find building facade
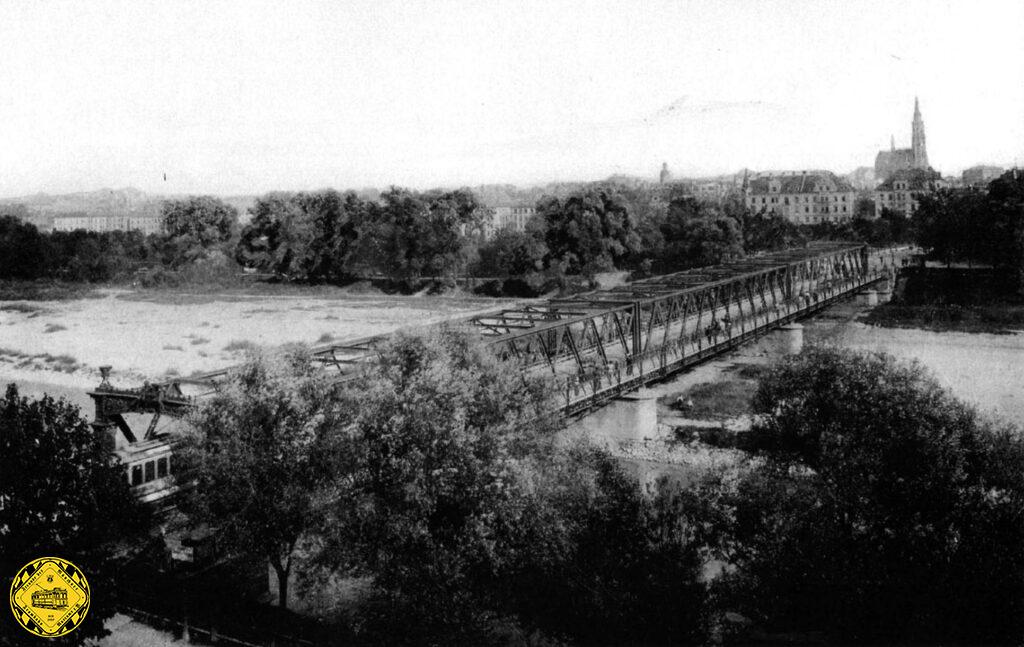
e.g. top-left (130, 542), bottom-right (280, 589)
top-left (52, 214), bottom-right (163, 235)
top-left (874, 168), bottom-right (947, 218)
top-left (961, 165), bottom-right (1004, 188)
top-left (874, 98), bottom-right (930, 180)
top-left (744, 170), bottom-right (857, 224)
top-left (474, 203), bottom-right (536, 238)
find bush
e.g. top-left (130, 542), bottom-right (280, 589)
top-left (719, 347), bottom-right (1024, 644)
top-left (317, 331), bottom-right (710, 645)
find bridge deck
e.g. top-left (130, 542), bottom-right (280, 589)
top-left (89, 244), bottom-right (912, 422)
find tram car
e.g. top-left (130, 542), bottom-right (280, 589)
top-left (31, 587), bottom-right (68, 610)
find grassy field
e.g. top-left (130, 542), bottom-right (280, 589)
top-left (0, 280), bottom-right (98, 301)
top-left (661, 363), bottom-right (765, 420)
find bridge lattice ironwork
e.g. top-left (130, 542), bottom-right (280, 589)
top-left (89, 243), bottom-right (913, 426)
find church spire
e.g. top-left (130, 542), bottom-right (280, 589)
top-left (911, 97), bottom-right (928, 169)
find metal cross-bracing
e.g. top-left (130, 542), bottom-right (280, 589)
top-left (468, 243), bottom-right (913, 415)
top-left (89, 244), bottom-right (914, 428)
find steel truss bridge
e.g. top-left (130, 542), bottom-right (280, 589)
top-left (90, 244), bottom-right (913, 429)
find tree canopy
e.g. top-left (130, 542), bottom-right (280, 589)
top-left (158, 196), bottom-right (238, 267)
top-left (535, 188), bottom-right (642, 276)
top-left (474, 227), bottom-right (548, 278)
top-left (177, 346), bottom-right (337, 609)
top-left (0, 385), bottom-right (148, 646)
top-left (912, 172), bottom-right (1024, 280)
top-left (721, 347), bottom-right (1024, 643)
top-left (0, 215), bottom-right (49, 280)
top-left (235, 190), bottom-right (363, 282)
top-left (316, 331), bottom-right (709, 645)
top-left (658, 197), bottom-right (744, 272)
top-left (354, 188), bottom-right (484, 282)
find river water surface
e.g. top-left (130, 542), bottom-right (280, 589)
top-left (810, 318), bottom-right (1024, 427)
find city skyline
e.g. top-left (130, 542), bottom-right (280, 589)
top-left (0, 0), bottom-right (1022, 197)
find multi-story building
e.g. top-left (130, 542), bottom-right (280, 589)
top-left (961, 165), bottom-right (1004, 188)
top-left (52, 214), bottom-right (163, 235)
top-left (475, 203), bottom-right (536, 238)
top-left (874, 168), bottom-right (947, 218)
top-left (744, 170), bottom-right (857, 224)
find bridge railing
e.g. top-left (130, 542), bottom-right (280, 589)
top-left (90, 245), bottom-right (912, 426)
top-left (556, 246), bottom-right (909, 414)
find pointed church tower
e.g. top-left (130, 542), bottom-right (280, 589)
top-left (911, 97), bottom-right (929, 169)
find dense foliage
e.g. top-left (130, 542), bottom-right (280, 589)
top-left (235, 188), bottom-right (485, 285)
top-left (0, 215), bottom-right (50, 280)
top-left (236, 190), bottom-right (361, 282)
top-left (0, 196), bottom-right (239, 284)
top-left (0, 385), bottom-right (148, 646)
top-left (719, 347), bottom-right (1024, 643)
top-left (658, 197), bottom-right (744, 272)
top-left (2, 179), bottom-right (941, 293)
top-left (177, 347), bottom-right (337, 609)
top-left (302, 331), bottom-right (709, 645)
top-left (354, 188), bottom-right (485, 282)
top-left (534, 189), bottom-right (642, 276)
top-left (157, 196), bottom-right (239, 268)
top-left (912, 171), bottom-right (1024, 286)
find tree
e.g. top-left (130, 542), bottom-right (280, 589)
top-left (318, 331), bottom-right (710, 645)
top-left (355, 188), bottom-right (484, 282)
top-left (318, 330), bottom-right (563, 642)
top-left (722, 347), bottom-right (1024, 643)
top-left (474, 228), bottom-right (547, 278)
top-left (0, 385), bottom-right (148, 646)
top-left (536, 188), bottom-right (642, 276)
top-left (235, 190), bottom-right (363, 282)
top-left (740, 210), bottom-right (805, 254)
top-left (158, 196), bottom-right (238, 267)
top-left (177, 346), bottom-right (337, 609)
top-left (46, 229), bottom-right (150, 282)
top-left (854, 195), bottom-right (875, 219)
top-left (911, 189), bottom-right (990, 266)
top-left (659, 197), bottom-right (744, 271)
top-left (985, 170), bottom-right (1024, 291)
top-left (0, 216), bottom-right (49, 280)
top-left (342, 188), bottom-right (483, 283)
top-left (615, 185), bottom-right (669, 270)
top-left (513, 448), bottom-right (710, 646)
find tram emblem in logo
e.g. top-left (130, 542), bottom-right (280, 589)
top-left (9, 557), bottom-right (90, 638)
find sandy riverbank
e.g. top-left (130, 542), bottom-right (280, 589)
top-left (1, 288), bottom-right (516, 412)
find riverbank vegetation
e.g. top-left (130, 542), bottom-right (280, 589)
top-left (166, 337), bottom-right (1024, 645)
top-left (8, 335), bottom-right (1024, 644)
top-left (2, 179), bottom-right (921, 301)
top-left (912, 170), bottom-right (1024, 284)
top-left (864, 267), bottom-right (1024, 333)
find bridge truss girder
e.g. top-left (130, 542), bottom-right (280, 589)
top-left (89, 244), bottom-right (914, 423)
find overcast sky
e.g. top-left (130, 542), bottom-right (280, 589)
top-left (0, 0), bottom-right (1022, 196)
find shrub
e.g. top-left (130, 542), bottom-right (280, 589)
top-left (720, 346), bottom-right (1024, 644)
